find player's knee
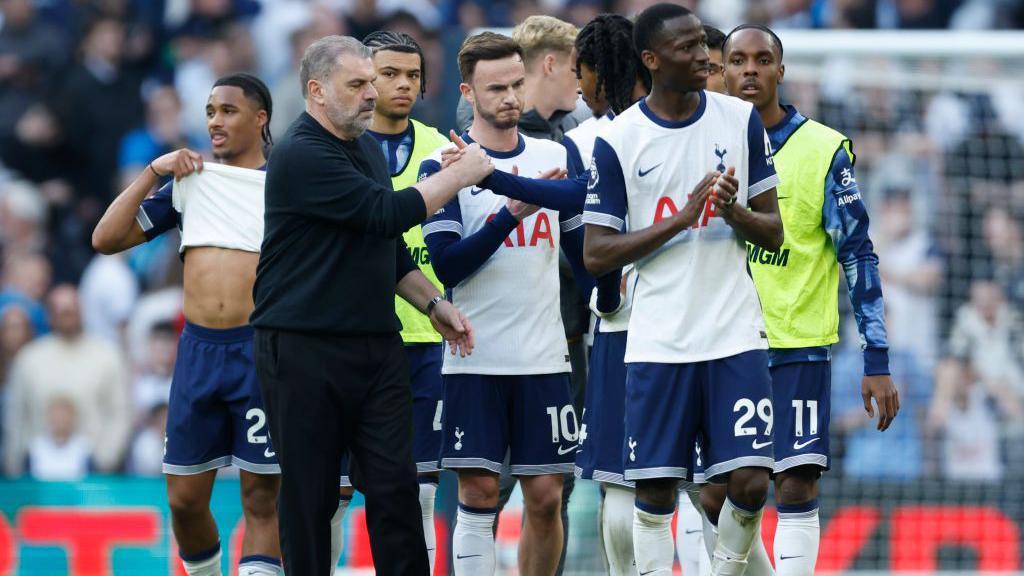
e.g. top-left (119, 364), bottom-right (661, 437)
top-left (774, 467), bottom-right (819, 506)
top-left (700, 484), bottom-right (727, 525)
top-left (167, 487), bottom-right (211, 520)
top-left (458, 471), bottom-right (500, 508)
top-left (241, 479), bottom-right (279, 521)
top-left (522, 477), bottom-right (563, 523)
top-left (636, 478), bottom-right (679, 509)
top-left (727, 467), bottom-right (770, 509)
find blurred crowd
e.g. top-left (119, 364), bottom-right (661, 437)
top-left (0, 0), bottom-right (1022, 483)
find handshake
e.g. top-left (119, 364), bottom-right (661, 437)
top-left (440, 131), bottom-right (494, 189)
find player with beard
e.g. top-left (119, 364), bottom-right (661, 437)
top-left (419, 32), bottom-right (593, 576)
top-left (582, 5), bottom-right (784, 575)
top-left (251, 35), bottom-right (487, 574)
top-left (93, 74), bottom-right (282, 576)
top-left (328, 30), bottom-right (450, 574)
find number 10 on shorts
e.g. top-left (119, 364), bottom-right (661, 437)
top-left (546, 405), bottom-right (578, 443)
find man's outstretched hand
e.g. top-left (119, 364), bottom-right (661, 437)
top-left (430, 300), bottom-right (474, 357)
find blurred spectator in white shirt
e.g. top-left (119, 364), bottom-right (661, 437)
top-left (26, 395), bottom-right (92, 481)
top-left (132, 320), bottom-right (177, 420)
top-left (125, 287), bottom-right (182, 369)
top-left (945, 279), bottom-right (1024, 396)
top-left (3, 285), bottom-right (129, 475)
top-left (940, 373), bottom-right (1003, 482)
top-left (79, 253), bottom-right (139, 346)
top-left (929, 278), bottom-right (1024, 479)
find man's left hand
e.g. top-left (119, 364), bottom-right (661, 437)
top-left (430, 300), bottom-right (475, 357)
top-left (862, 374), bottom-right (900, 431)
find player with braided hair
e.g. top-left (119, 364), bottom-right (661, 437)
top-left (328, 30), bottom-right (452, 575)
top-left (575, 13), bottom-right (651, 119)
top-left (363, 30), bottom-right (428, 95)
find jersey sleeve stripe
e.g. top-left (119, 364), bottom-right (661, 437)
top-left (422, 220), bottom-right (464, 237)
top-left (560, 213), bottom-right (583, 232)
top-left (136, 206), bottom-right (154, 232)
top-left (582, 211), bottom-right (624, 231)
top-left (748, 173), bottom-right (781, 199)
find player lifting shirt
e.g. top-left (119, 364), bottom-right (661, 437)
top-left (92, 74), bottom-right (281, 576)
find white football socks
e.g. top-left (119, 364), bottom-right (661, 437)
top-left (701, 506), bottom-right (718, 560)
top-left (711, 498), bottom-right (763, 576)
top-left (633, 502), bottom-right (676, 576)
top-left (602, 484), bottom-right (636, 576)
top-left (677, 490), bottom-right (705, 576)
top-left (774, 500), bottom-right (820, 576)
top-left (453, 504), bottom-right (497, 575)
top-left (745, 519), bottom-right (774, 576)
top-left (419, 481), bottom-right (438, 574)
top-left (238, 555), bottom-right (282, 575)
top-left (181, 544), bottom-right (222, 576)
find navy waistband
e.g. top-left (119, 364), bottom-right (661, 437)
top-left (768, 346), bottom-right (831, 367)
top-left (183, 321), bottom-right (254, 344)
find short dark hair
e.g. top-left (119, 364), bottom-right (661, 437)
top-left (363, 30), bottom-right (428, 94)
top-left (724, 24), bottom-right (784, 61)
top-left (212, 73), bottom-right (274, 147)
top-left (458, 32), bottom-right (524, 83)
top-left (633, 3), bottom-right (693, 54)
top-left (576, 14), bottom-right (650, 115)
top-left (704, 24), bottom-right (726, 51)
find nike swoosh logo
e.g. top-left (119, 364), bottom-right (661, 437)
top-left (780, 555), bottom-right (804, 560)
top-left (469, 187), bottom-right (486, 195)
top-left (751, 440), bottom-right (773, 449)
top-left (639, 571), bottom-right (658, 576)
top-left (793, 437), bottom-right (820, 450)
top-left (638, 163), bottom-right (662, 177)
top-left (684, 529), bottom-right (701, 534)
top-left (456, 554), bottom-right (482, 559)
top-left (557, 445), bottom-right (578, 455)
top-left (264, 447), bottom-right (276, 458)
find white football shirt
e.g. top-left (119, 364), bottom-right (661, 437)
top-left (420, 133), bottom-right (575, 375)
top-left (583, 91), bottom-right (779, 363)
top-left (565, 113), bottom-right (635, 335)
top-left (564, 112), bottom-right (612, 179)
top-left (172, 163), bottom-right (266, 253)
